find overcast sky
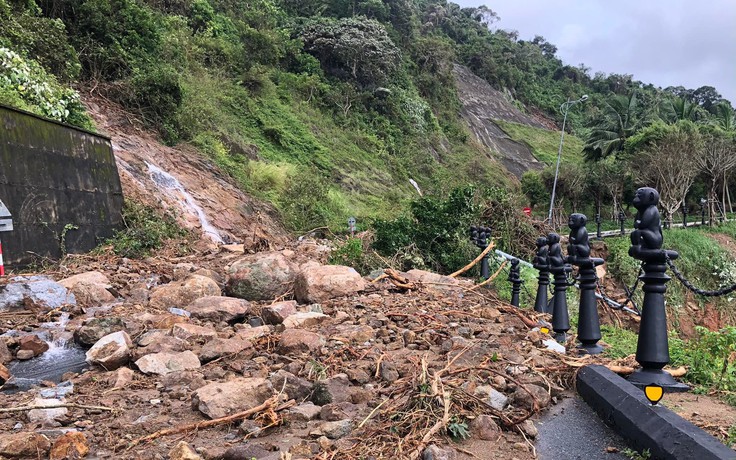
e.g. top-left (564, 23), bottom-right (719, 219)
top-left (454, 0), bottom-right (736, 104)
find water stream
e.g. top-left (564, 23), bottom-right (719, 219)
top-left (146, 162), bottom-right (224, 244)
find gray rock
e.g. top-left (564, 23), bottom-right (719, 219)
top-left (16, 349), bottom-right (34, 360)
top-left (0, 276), bottom-right (75, 312)
top-left (85, 331), bottom-right (132, 370)
top-left (320, 419), bottom-right (353, 439)
top-left (226, 252), bottom-right (297, 301)
top-left (512, 383), bottom-right (551, 410)
top-left (198, 337), bottom-right (251, 362)
top-left (422, 444), bottom-right (456, 460)
top-left (192, 378), bottom-right (273, 419)
top-left (470, 414), bottom-right (500, 440)
top-left (268, 370), bottom-right (313, 402)
top-left (282, 312), bottom-right (329, 329)
top-left (74, 317), bottom-right (126, 347)
top-left (135, 351), bottom-right (201, 375)
top-left (289, 402), bottom-right (321, 421)
top-left (474, 385), bottom-right (509, 411)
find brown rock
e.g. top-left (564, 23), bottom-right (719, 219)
top-left (16, 349), bottom-right (34, 360)
top-left (198, 337), bottom-right (251, 362)
top-left (172, 323), bottom-right (218, 342)
top-left (261, 300), bottom-right (298, 325)
top-left (512, 384), bottom-right (551, 410)
top-left (169, 441), bottom-right (203, 460)
top-left (269, 370), bottom-right (313, 401)
top-left (74, 317), bottom-right (126, 347)
top-left (112, 367), bottom-right (135, 389)
top-left (234, 325), bottom-right (270, 342)
top-left (135, 351), bottom-right (201, 375)
top-left (405, 270), bottom-right (463, 296)
top-left (49, 431), bottom-right (89, 460)
top-left (294, 265), bottom-right (366, 303)
top-left (192, 378), bottom-right (273, 418)
top-left (226, 252), bottom-right (297, 301)
top-left (58, 271), bottom-right (115, 307)
top-left (470, 414), bottom-right (500, 440)
top-left (149, 275), bottom-right (221, 310)
top-left (0, 338), bottom-right (13, 364)
top-left (85, 331), bottom-right (132, 370)
top-left (331, 325), bottom-right (376, 344)
top-left (282, 312), bottom-right (329, 329)
top-left (186, 296), bottom-right (249, 323)
top-left (19, 334), bottom-right (49, 357)
top-left (0, 432), bottom-right (51, 457)
top-left (277, 329), bottom-right (324, 355)
top-left (0, 363), bottom-right (9, 385)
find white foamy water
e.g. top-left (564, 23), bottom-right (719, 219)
top-left (146, 162), bottom-right (224, 244)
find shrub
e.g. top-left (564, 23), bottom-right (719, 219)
top-left (106, 200), bottom-right (190, 258)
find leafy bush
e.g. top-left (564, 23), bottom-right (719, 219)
top-left (106, 200), bottom-right (190, 258)
top-left (328, 237), bottom-right (383, 275)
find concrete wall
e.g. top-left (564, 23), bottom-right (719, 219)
top-left (0, 104), bottom-right (123, 265)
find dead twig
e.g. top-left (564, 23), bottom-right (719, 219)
top-left (0, 403), bottom-right (115, 413)
top-left (449, 242), bottom-right (495, 278)
top-left (469, 260), bottom-right (507, 290)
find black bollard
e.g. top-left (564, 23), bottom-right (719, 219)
top-left (618, 211), bottom-right (626, 236)
top-left (700, 198), bottom-right (707, 225)
top-left (682, 204), bottom-right (688, 228)
top-left (532, 237), bottom-right (550, 313)
top-left (547, 232), bottom-right (570, 343)
top-left (595, 213), bottom-right (602, 240)
top-left (508, 258), bottom-right (522, 307)
top-left (627, 187), bottom-right (688, 391)
top-left (567, 213), bottom-right (604, 354)
top-left (470, 225), bottom-right (492, 279)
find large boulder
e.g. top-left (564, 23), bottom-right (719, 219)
top-left (58, 271), bottom-right (116, 307)
top-left (294, 265), bottom-right (366, 303)
top-left (86, 331), bottom-right (132, 370)
top-left (186, 296), bottom-right (249, 323)
top-left (0, 276), bottom-right (75, 312)
top-left (0, 432), bottom-right (51, 457)
top-left (226, 252), bottom-right (297, 301)
top-left (149, 275), bottom-right (221, 310)
top-left (135, 351), bottom-right (201, 375)
top-left (192, 378), bottom-right (273, 418)
top-left (74, 317), bottom-right (127, 347)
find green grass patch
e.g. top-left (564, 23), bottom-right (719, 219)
top-left (495, 119), bottom-right (585, 165)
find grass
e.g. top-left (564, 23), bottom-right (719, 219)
top-left (494, 119), bottom-right (585, 166)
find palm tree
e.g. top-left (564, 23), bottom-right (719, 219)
top-left (713, 103), bottom-right (735, 131)
top-left (583, 92), bottom-right (643, 161)
top-left (660, 97), bottom-right (699, 123)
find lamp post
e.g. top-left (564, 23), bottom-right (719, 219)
top-left (548, 95), bottom-right (589, 224)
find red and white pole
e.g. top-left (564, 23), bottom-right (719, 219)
top-left (0, 236), bottom-right (4, 276)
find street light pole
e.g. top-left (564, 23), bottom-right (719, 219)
top-left (548, 95), bottom-right (588, 224)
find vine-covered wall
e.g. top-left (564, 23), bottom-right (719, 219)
top-left (0, 104), bottom-right (123, 265)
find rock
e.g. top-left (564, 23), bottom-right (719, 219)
top-left (331, 325), bottom-right (375, 344)
top-left (311, 374), bottom-right (351, 405)
top-left (133, 333), bottom-right (188, 361)
top-left (405, 270), bottom-right (463, 296)
top-left (134, 312), bottom-right (186, 329)
top-left (474, 385), bottom-right (508, 411)
top-left (276, 329), bottom-right (324, 355)
top-left (379, 361), bottom-right (399, 383)
top-left (86, 331), bottom-right (132, 370)
top-left (192, 378), bottom-right (273, 419)
top-left (346, 368), bottom-right (370, 384)
top-left (161, 370), bottom-right (207, 391)
top-left (199, 337), bottom-right (251, 362)
top-left (0, 363), bottom-right (9, 385)
top-left (470, 414), bottom-right (500, 440)
top-left (169, 441), bottom-right (203, 460)
top-left (0, 432), bottom-right (51, 457)
top-left (422, 444), bottom-right (456, 460)
top-left (269, 370), bottom-right (313, 402)
top-left (0, 276), bottom-right (75, 312)
top-left (520, 419), bottom-right (538, 438)
top-left (226, 252), bottom-right (297, 301)
top-left (112, 367), bottom-right (135, 389)
top-left (319, 402), bottom-right (360, 422)
top-left (149, 275), bottom-right (221, 310)
top-left (135, 351), bottom-right (201, 375)
top-left (19, 335), bottom-right (49, 357)
top-left (282, 312), bottom-right (329, 329)
top-left (319, 419), bottom-right (353, 439)
top-left (289, 402), bottom-right (321, 421)
top-left (186, 296), bottom-right (249, 323)
top-left (218, 444), bottom-right (279, 460)
top-left (49, 431), bottom-right (89, 460)
top-left (27, 397), bottom-right (68, 425)
top-left (294, 265), bottom-right (366, 303)
top-left (172, 323), bottom-right (218, 342)
top-left (58, 271), bottom-right (115, 307)
top-left (512, 384), bottom-right (551, 410)
top-left (16, 349), bottom-right (34, 360)
top-left (74, 317), bottom-right (126, 347)
top-left (234, 325), bottom-right (270, 342)
top-left (0, 338), bottom-right (13, 364)
top-left (261, 300), bottom-right (297, 325)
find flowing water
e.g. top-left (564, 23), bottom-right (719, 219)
top-left (146, 162), bottom-right (224, 244)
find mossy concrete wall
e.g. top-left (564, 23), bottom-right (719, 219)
top-left (0, 104), bottom-right (123, 265)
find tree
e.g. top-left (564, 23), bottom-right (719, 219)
top-left (660, 97), bottom-right (699, 123)
top-left (583, 92), bottom-right (644, 161)
top-left (520, 171), bottom-right (547, 209)
top-left (299, 16), bottom-right (401, 86)
top-left (713, 103), bottom-right (735, 131)
top-left (626, 121), bottom-right (703, 223)
top-left (695, 126), bottom-right (736, 220)
top-left (692, 85), bottom-right (722, 113)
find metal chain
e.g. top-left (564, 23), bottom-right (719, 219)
top-left (619, 265), bottom-right (643, 313)
top-left (666, 254), bottom-right (736, 297)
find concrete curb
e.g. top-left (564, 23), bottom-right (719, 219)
top-left (577, 365), bottom-right (736, 460)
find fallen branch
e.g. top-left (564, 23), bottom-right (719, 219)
top-left (607, 365), bottom-right (687, 377)
top-left (0, 403), bottom-right (114, 413)
top-left (469, 260), bottom-right (507, 291)
top-left (124, 397), bottom-right (293, 449)
top-left (384, 269), bottom-right (416, 290)
top-left (449, 242), bottom-right (496, 278)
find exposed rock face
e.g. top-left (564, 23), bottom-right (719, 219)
top-left (226, 251), bottom-right (297, 301)
top-left (192, 378), bottom-right (273, 418)
top-left (454, 64), bottom-right (547, 178)
top-left (294, 265), bottom-right (366, 303)
top-left (135, 351), bottom-right (201, 375)
top-left (86, 331), bottom-right (132, 370)
top-left (58, 271), bottom-right (116, 307)
top-left (186, 296), bottom-right (249, 323)
top-left (149, 275), bottom-right (221, 309)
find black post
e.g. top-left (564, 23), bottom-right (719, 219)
top-left (595, 213), bottom-right (602, 240)
top-left (508, 258), bottom-right (522, 307)
top-left (547, 232), bottom-right (570, 343)
top-left (682, 204), bottom-right (688, 228)
top-left (700, 198), bottom-right (707, 226)
top-left (532, 237), bottom-right (550, 313)
top-left (627, 187), bottom-right (688, 391)
top-left (470, 225), bottom-right (492, 279)
top-left (619, 211), bottom-right (626, 236)
top-left (567, 213), bottom-right (603, 354)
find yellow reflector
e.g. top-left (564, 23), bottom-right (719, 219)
top-left (644, 385), bottom-right (664, 405)
top-left (540, 327), bottom-right (550, 334)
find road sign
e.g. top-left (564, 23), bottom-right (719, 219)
top-left (523, 207), bottom-right (532, 216)
top-left (0, 199), bottom-right (12, 232)
top-left (348, 217), bottom-right (356, 235)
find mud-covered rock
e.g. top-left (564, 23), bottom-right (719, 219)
top-left (0, 432), bottom-right (51, 457)
top-left (49, 431), bottom-right (89, 460)
top-left (226, 252), bottom-right (297, 301)
top-left (276, 329), bottom-right (324, 356)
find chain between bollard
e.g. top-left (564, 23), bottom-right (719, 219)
top-left (666, 253), bottom-right (736, 297)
